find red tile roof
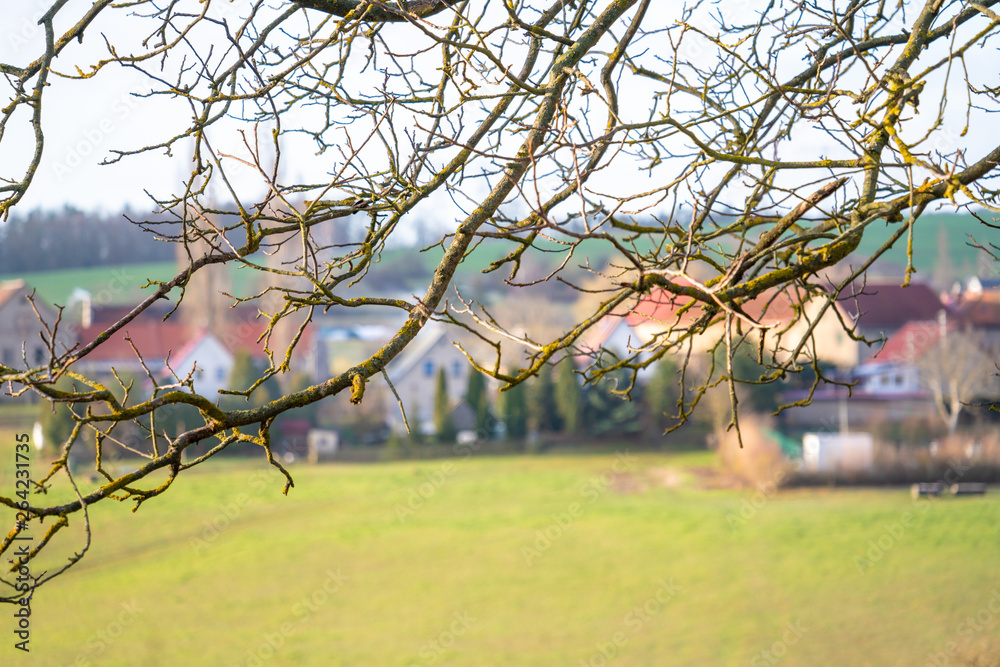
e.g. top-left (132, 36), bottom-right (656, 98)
top-left (956, 291), bottom-right (1000, 328)
top-left (625, 282), bottom-right (802, 331)
top-left (835, 282), bottom-right (943, 329)
top-left (876, 319), bottom-right (953, 363)
top-left (79, 302), bottom-right (301, 362)
top-left (77, 320), bottom-right (191, 363)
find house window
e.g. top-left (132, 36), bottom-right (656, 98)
top-left (423, 361), bottom-right (434, 377)
top-left (452, 360), bottom-right (461, 378)
top-left (217, 367), bottom-right (226, 381)
top-left (34, 348), bottom-right (44, 365)
top-left (2, 348), bottom-right (11, 366)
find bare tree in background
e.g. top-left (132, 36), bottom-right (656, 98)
top-left (917, 328), bottom-right (997, 434)
top-left (2, 0), bottom-right (1000, 599)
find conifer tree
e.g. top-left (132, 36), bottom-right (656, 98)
top-left (527, 364), bottom-right (560, 432)
top-left (645, 358), bottom-right (680, 435)
top-left (554, 360), bottom-right (582, 435)
top-left (465, 369), bottom-right (490, 432)
top-left (434, 367), bottom-right (456, 443)
top-left (497, 377), bottom-right (528, 440)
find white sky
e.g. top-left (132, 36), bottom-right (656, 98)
top-left (1, 2), bottom-right (998, 217)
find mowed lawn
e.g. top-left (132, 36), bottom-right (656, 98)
top-left (10, 451), bottom-right (1000, 666)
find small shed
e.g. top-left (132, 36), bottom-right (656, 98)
top-left (801, 432), bottom-right (874, 473)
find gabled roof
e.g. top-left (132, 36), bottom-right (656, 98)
top-left (577, 312), bottom-right (634, 353)
top-left (169, 329), bottom-right (227, 366)
top-left (835, 282), bottom-right (943, 330)
top-left (83, 302), bottom-right (287, 361)
top-left (956, 290), bottom-right (1000, 328)
top-left (625, 286), bottom-right (702, 328)
top-left (0, 280), bottom-right (27, 311)
top-left (77, 320), bottom-right (190, 363)
top-left (625, 281), bottom-right (802, 331)
top-left (386, 325), bottom-right (453, 381)
top-left (876, 319), bottom-right (953, 363)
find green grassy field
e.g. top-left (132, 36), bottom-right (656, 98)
top-left (0, 262), bottom-right (178, 307)
top-left (6, 451), bottom-right (998, 666)
top-left (0, 261), bottom-right (265, 307)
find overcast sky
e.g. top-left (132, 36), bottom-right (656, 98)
top-left (2, 2), bottom-right (998, 217)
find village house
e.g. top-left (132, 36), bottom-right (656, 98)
top-left (583, 279), bottom-right (946, 372)
top-left (0, 280), bottom-right (76, 381)
top-left (379, 324), bottom-right (479, 435)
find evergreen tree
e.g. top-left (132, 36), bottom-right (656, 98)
top-left (582, 369), bottom-right (642, 436)
top-left (497, 377), bottom-right (528, 440)
top-left (224, 349), bottom-right (282, 410)
top-left (465, 369), bottom-right (490, 432)
top-left (407, 398), bottom-right (423, 446)
top-left (554, 360), bottom-right (582, 435)
top-left (644, 357), bottom-right (680, 434)
top-left (434, 367), bottom-right (456, 443)
top-left (727, 348), bottom-right (781, 414)
top-left (286, 372), bottom-right (318, 424)
top-left (38, 384), bottom-right (76, 453)
top-left (527, 364), bottom-right (560, 432)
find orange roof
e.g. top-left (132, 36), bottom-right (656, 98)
top-left (0, 280), bottom-right (27, 310)
top-left (79, 302), bottom-right (298, 362)
top-left (77, 320), bottom-right (191, 363)
top-left (835, 282), bottom-right (943, 329)
top-left (957, 291), bottom-right (1000, 328)
top-left (876, 320), bottom-right (953, 363)
top-left (625, 282), bottom-right (802, 331)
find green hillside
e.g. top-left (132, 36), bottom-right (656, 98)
top-left (0, 262), bottom-right (177, 307)
top-left (853, 212), bottom-right (996, 280)
top-left (1, 261), bottom-right (264, 307)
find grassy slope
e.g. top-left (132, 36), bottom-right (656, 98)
top-left (0, 261), bottom-right (263, 307)
top-left (14, 452), bottom-right (999, 666)
top-left (0, 262), bottom-right (178, 307)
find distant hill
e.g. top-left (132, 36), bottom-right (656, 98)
top-left (0, 262), bottom-right (178, 307)
top-left (851, 211), bottom-right (996, 285)
top-left (6, 211), bottom-right (992, 309)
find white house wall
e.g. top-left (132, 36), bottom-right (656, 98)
top-left (172, 335), bottom-right (234, 398)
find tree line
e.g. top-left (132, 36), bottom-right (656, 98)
top-left (0, 207), bottom-right (174, 273)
